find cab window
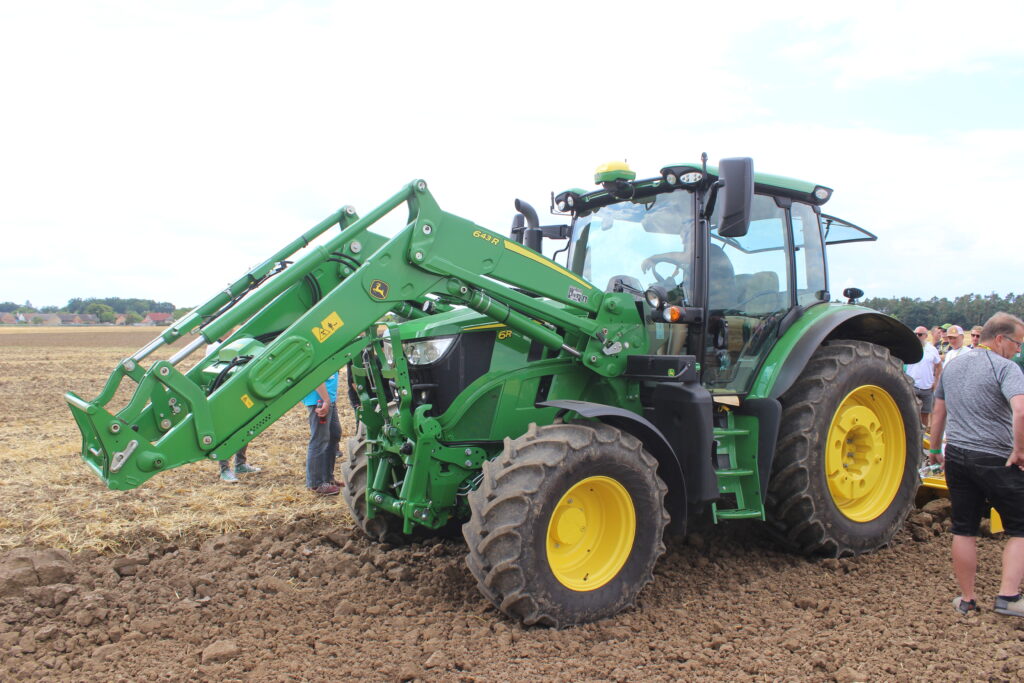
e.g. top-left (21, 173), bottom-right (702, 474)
top-left (791, 202), bottom-right (827, 306)
top-left (703, 194), bottom-right (791, 392)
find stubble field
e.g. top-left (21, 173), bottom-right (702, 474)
top-left (2, 326), bottom-right (1024, 681)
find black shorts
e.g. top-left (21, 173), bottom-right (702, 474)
top-left (945, 444), bottom-right (1024, 538)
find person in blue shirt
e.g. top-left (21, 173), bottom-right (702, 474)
top-left (303, 372), bottom-right (342, 496)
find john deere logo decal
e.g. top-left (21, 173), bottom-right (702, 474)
top-left (370, 280), bottom-right (390, 300)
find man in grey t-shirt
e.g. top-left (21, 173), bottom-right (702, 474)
top-left (931, 312), bottom-right (1024, 616)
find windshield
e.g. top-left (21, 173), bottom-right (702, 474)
top-left (568, 190), bottom-right (696, 303)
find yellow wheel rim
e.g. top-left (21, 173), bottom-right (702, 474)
top-left (825, 385), bottom-right (906, 522)
top-left (546, 476), bottom-right (636, 591)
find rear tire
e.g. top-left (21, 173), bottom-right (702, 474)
top-left (766, 340), bottom-right (920, 556)
top-left (463, 422), bottom-right (669, 627)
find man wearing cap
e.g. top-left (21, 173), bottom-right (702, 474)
top-left (929, 312), bottom-right (1024, 616)
top-left (943, 325), bottom-right (971, 367)
top-left (906, 325), bottom-right (942, 430)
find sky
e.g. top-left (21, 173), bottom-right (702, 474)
top-left (2, 0), bottom-right (1023, 309)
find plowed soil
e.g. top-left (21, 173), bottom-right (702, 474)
top-left (3, 327), bottom-right (1024, 681)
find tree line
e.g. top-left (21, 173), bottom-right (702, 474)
top-left (0, 298), bottom-right (187, 324)
top-left (862, 292), bottom-right (1024, 329)
top-left (4, 292), bottom-right (1022, 330)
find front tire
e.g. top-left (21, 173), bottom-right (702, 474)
top-left (766, 340), bottom-right (920, 556)
top-left (341, 435), bottom-right (403, 542)
top-left (463, 422), bottom-right (669, 627)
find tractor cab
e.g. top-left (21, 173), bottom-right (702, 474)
top-left (562, 160), bottom-right (838, 395)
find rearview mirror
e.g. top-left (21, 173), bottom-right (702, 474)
top-left (717, 157), bottom-right (753, 238)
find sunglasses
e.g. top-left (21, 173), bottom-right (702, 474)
top-left (916, 332), bottom-right (926, 337)
top-left (971, 334), bottom-right (980, 338)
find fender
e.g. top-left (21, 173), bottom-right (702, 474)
top-left (749, 303), bottom-right (922, 401)
top-left (540, 399), bottom-right (688, 535)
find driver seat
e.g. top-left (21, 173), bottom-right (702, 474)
top-left (707, 244), bottom-right (736, 310)
top-left (734, 270), bottom-right (781, 315)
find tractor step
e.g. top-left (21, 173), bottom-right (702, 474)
top-left (713, 508), bottom-right (764, 520)
top-left (711, 413), bottom-right (765, 524)
top-left (714, 468), bottom-right (754, 477)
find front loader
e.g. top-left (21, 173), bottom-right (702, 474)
top-left (67, 156), bottom-right (923, 627)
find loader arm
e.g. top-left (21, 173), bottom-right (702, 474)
top-left (66, 180), bottom-right (642, 490)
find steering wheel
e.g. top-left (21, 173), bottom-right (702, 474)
top-left (644, 256), bottom-right (687, 287)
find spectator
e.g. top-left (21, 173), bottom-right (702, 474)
top-left (929, 312), bottom-right (1024, 616)
top-left (205, 338), bottom-right (260, 483)
top-left (943, 325), bottom-right (971, 367)
top-left (969, 325), bottom-right (984, 349)
top-left (939, 324), bottom-right (954, 355)
top-left (906, 326), bottom-right (942, 430)
top-left (303, 372), bottom-right (342, 496)
top-left (218, 445), bottom-right (261, 483)
top-left (931, 326), bottom-right (949, 357)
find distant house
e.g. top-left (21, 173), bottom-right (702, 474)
top-left (32, 313), bottom-right (62, 325)
top-left (58, 313), bottom-right (82, 325)
top-left (78, 313), bottom-right (99, 324)
top-left (114, 314), bottom-right (127, 325)
top-left (0, 312), bottom-right (16, 324)
top-left (143, 312), bottom-right (173, 326)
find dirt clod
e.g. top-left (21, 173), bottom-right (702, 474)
top-left (0, 549), bottom-right (73, 597)
top-left (794, 596), bottom-right (817, 609)
top-left (424, 650), bottom-right (447, 669)
top-left (922, 497), bottom-right (952, 520)
top-left (834, 665), bottom-right (867, 682)
top-left (201, 639), bottom-right (240, 664)
top-left (256, 576), bottom-right (293, 593)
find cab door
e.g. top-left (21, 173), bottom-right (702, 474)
top-left (702, 194), bottom-right (794, 392)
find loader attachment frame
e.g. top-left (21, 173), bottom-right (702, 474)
top-left (65, 179), bottom-right (642, 506)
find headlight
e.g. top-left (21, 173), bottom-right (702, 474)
top-left (644, 285), bottom-right (667, 310)
top-left (403, 337), bottom-right (455, 365)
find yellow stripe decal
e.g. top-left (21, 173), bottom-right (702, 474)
top-left (502, 240), bottom-right (593, 290)
top-left (463, 323), bottom-right (507, 331)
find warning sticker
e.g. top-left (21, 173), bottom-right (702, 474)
top-left (240, 394), bottom-right (254, 409)
top-left (313, 311), bottom-right (345, 343)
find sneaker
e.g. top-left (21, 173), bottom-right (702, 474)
top-left (235, 463), bottom-right (261, 475)
top-left (220, 469), bottom-right (239, 483)
top-left (994, 595), bottom-right (1024, 617)
top-left (312, 483), bottom-right (340, 496)
top-left (952, 596), bottom-right (979, 614)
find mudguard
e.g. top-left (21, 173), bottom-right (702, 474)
top-left (540, 399), bottom-right (690, 535)
top-left (750, 304), bottom-right (921, 401)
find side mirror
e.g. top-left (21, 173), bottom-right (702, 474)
top-left (842, 287), bottom-right (864, 304)
top-left (716, 157), bottom-right (753, 238)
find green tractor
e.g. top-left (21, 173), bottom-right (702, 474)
top-left (66, 156), bottom-right (922, 627)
